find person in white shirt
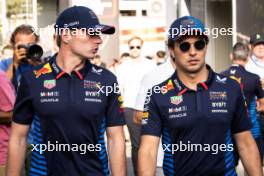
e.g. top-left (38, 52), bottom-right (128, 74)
top-left (134, 58), bottom-right (175, 176)
top-left (246, 33), bottom-right (264, 80)
top-left (116, 36), bottom-right (156, 175)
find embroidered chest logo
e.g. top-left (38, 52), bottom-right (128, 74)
top-left (43, 79), bottom-right (56, 89)
top-left (170, 95), bottom-right (183, 105)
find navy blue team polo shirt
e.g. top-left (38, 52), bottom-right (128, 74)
top-left (141, 65), bottom-right (251, 176)
top-left (13, 55), bottom-right (125, 176)
top-left (222, 64), bottom-right (264, 139)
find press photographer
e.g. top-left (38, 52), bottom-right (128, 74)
top-left (0, 24), bottom-right (42, 91)
top-left (0, 24), bottom-right (44, 175)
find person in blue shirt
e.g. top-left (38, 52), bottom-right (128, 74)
top-left (0, 24), bottom-right (39, 92)
top-left (222, 42), bottom-right (264, 165)
top-left (0, 24), bottom-right (42, 176)
top-left (138, 16), bottom-right (262, 176)
top-left (6, 6), bottom-right (126, 176)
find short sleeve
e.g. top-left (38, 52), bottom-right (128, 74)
top-left (141, 92), bottom-right (162, 137)
top-left (106, 78), bottom-right (125, 127)
top-left (12, 73), bottom-right (34, 125)
top-left (231, 86), bottom-right (252, 134)
top-left (254, 76), bottom-right (264, 99)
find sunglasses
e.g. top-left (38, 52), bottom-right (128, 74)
top-left (178, 40), bottom-right (206, 52)
top-left (129, 46), bottom-right (141, 50)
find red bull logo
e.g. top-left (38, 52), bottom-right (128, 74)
top-left (161, 79), bottom-right (174, 94)
top-left (34, 63), bottom-right (52, 78)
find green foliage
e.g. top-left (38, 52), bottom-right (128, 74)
top-left (6, 0), bottom-right (42, 19)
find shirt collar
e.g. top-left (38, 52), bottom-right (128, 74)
top-left (230, 64), bottom-right (246, 71)
top-left (49, 54), bottom-right (92, 80)
top-left (171, 64), bottom-right (215, 95)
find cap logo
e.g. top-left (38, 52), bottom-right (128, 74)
top-left (181, 19), bottom-right (195, 27)
top-left (68, 21), bottom-right (79, 27)
top-left (89, 10), bottom-right (97, 19)
top-left (256, 34), bottom-right (261, 39)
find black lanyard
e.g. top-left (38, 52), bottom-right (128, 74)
top-left (11, 64), bottom-right (19, 93)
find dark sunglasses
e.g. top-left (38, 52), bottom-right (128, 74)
top-left (129, 46), bottom-right (141, 50)
top-left (178, 40), bottom-right (206, 52)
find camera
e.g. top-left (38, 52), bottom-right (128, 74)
top-left (17, 44), bottom-right (44, 61)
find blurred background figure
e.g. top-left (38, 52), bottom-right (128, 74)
top-left (108, 58), bottom-right (120, 74)
top-left (91, 54), bottom-right (106, 68)
top-left (222, 42), bottom-right (264, 174)
top-left (116, 36), bottom-right (156, 175)
top-left (0, 24), bottom-right (43, 176)
top-left (0, 70), bottom-right (15, 176)
top-left (245, 33), bottom-right (264, 161)
top-left (108, 52), bottom-right (130, 74)
top-left (154, 50), bottom-right (166, 65)
top-left (246, 33), bottom-right (264, 81)
top-left (1, 45), bottom-right (14, 60)
top-left (119, 52), bottom-right (130, 63)
top-left (0, 24), bottom-right (41, 90)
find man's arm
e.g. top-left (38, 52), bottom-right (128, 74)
top-left (234, 131), bottom-right (263, 176)
top-left (107, 126), bottom-right (126, 176)
top-left (6, 122), bottom-right (30, 176)
top-left (6, 62), bottom-right (14, 81)
top-left (0, 111), bottom-right (12, 123)
top-left (138, 135), bottom-right (160, 176)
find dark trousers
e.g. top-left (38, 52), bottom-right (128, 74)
top-left (124, 108), bottom-right (141, 175)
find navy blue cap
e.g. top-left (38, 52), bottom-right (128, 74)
top-left (250, 33), bottom-right (264, 46)
top-left (168, 16), bottom-right (207, 41)
top-left (55, 6), bottom-right (115, 34)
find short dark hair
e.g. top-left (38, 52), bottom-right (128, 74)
top-left (120, 52), bottom-right (130, 58)
top-left (232, 42), bottom-right (249, 61)
top-left (156, 50), bottom-right (166, 58)
top-left (10, 24), bottom-right (39, 46)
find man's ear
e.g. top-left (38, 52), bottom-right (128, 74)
top-left (229, 53), bottom-right (233, 61)
top-left (169, 48), bottom-right (175, 59)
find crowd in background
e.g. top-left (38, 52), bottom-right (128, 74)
top-left (0, 21), bottom-right (264, 176)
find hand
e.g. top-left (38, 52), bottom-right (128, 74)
top-left (13, 46), bottom-right (27, 67)
top-left (133, 111), bottom-right (143, 125)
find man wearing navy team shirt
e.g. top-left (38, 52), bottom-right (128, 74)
top-left (138, 16), bottom-right (262, 176)
top-left (222, 42), bottom-right (264, 165)
top-left (7, 6), bottom-right (126, 176)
